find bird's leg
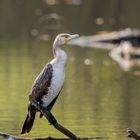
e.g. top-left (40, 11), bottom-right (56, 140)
top-left (29, 95), bottom-right (57, 124)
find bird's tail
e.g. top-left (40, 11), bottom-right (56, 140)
top-left (21, 105), bottom-right (36, 135)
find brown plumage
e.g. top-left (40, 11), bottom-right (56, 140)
top-left (21, 64), bottom-right (54, 134)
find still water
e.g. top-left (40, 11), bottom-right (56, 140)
top-left (0, 38), bottom-right (140, 140)
top-left (0, 0), bottom-right (140, 140)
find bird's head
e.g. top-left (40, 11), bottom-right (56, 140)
top-left (53, 33), bottom-right (79, 47)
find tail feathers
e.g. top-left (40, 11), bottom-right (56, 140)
top-left (21, 112), bottom-right (36, 135)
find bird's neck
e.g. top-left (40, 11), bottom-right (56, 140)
top-left (53, 45), bottom-right (67, 65)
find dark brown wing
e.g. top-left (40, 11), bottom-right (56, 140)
top-left (30, 64), bottom-right (53, 102)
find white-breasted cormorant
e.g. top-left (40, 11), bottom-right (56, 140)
top-left (21, 33), bottom-right (79, 134)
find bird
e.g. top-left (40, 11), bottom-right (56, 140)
top-left (21, 33), bottom-right (79, 135)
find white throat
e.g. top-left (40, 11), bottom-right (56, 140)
top-left (52, 46), bottom-right (68, 66)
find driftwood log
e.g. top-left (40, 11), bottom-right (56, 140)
top-left (0, 131), bottom-right (71, 140)
top-left (91, 28), bottom-right (140, 47)
top-left (68, 28), bottom-right (140, 50)
top-left (1, 128), bottom-right (140, 140)
top-left (0, 131), bottom-right (108, 140)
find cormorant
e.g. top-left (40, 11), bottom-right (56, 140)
top-left (21, 33), bottom-right (79, 134)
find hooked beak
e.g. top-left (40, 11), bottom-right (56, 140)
top-left (64, 34), bottom-right (79, 43)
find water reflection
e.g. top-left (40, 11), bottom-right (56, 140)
top-left (110, 41), bottom-right (140, 71)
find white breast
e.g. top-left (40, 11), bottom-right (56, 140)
top-left (42, 48), bottom-right (67, 107)
top-left (41, 67), bottom-right (65, 107)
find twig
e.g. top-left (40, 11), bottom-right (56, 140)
top-left (29, 95), bottom-right (78, 140)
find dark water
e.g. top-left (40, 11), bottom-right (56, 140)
top-left (0, 0), bottom-right (140, 140)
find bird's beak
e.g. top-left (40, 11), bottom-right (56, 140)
top-left (69, 34), bottom-right (79, 40)
top-left (64, 34), bottom-right (79, 43)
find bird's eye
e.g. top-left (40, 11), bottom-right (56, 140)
top-left (64, 35), bottom-right (69, 38)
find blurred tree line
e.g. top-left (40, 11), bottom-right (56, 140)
top-left (0, 0), bottom-right (140, 38)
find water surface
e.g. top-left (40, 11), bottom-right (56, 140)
top-left (0, 39), bottom-right (140, 140)
top-left (0, 0), bottom-right (140, 140)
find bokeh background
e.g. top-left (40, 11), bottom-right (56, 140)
top-left (0, 0), bottom-right (140, 140)
top-left (0, 0), bottom-right (140, 37)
